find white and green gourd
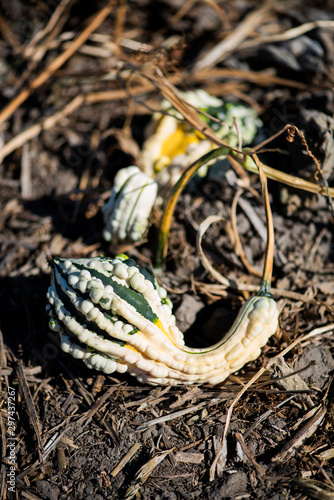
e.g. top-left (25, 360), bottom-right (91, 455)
top-left (102, 166), bottom-right (158, 244)
top-left (46, 254), bottom-right (279, 386)
top-left (141, 89), bottom-right (262, 178)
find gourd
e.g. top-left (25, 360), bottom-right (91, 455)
top-left (46, 254), bottom-right (278, 386)
top-left (141, 89), bottom-right (261, 177)
top-left (102, 166), bottom-right (158, 244)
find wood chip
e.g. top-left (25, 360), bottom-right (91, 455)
top-left (111, 442), bottom-right (141, 478)
top-left (174, 451), bottom-right (204, 464)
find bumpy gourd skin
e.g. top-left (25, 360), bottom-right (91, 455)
top-left (102, 166), bottom-right (158, 244)
top-left (47, 256), bottom-right (279, 386)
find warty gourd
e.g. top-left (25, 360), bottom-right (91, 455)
top-left (46, 254), bottom-right (278, 385)
top-left (102, 166), bottom-right (158, 244)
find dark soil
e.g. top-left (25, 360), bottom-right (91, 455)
top-left (1, 1), bottom-right (334, 499)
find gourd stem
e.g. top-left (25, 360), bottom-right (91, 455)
top-left (236, 153), bottom-right (334, 197)
top-left (155, 148), bottom-right (275, 298)
top-left (155, 146), bottom-right (231, 270)
top-left (251, 154), bottom-right (274, 296)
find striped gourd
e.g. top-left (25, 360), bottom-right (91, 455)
top-left (102, 166), bottom-right (158, 243)
top-left (47, 255), bottom-right (279, 386)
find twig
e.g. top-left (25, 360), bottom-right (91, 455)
top-left (114, 0), bottom-right (128, 46)
top-left (0, 1), bottom-right (115, 126)
top-left (243, 395), bottom-right (296, 439)
top-left (16, 361), bottom-right (44, 465)
top-left (272, 405), bottom-right (326, 462)
top-left (196, 215), bottom-right (231, 288)
top-left (23, 0), bottom-right (74, 57)
top-left (169, 0), bottom-right (197, 26)
top-left (83, 386), bottom-right (120, 425)
top-left (0, 86), bottom-right (154, 163)
top-left (11, 0), bottom-right (75, 96)
top-left (193, 0), bottom-right (274, 71)
top-left (0, 13), bottom-right (22, 53)
top-left (290, 478), bottom-right (334, 500)
top-left (20, 491), bottom-right (44, 500)
top-left (194, 279), bottom-right (315, 301)
top-left (209, 367), bottom-right (267, 480)
top-left (136, 398), bottom-right (222, 432)
top-left (111, 442), bottom-right (141, 477)
top-left (141, 66), bottom-right (242, 153)
top-left (124, 450), bottom-right (172, 500)
top-left (175, 451), bottom-right (204, 464)
top-left (235, 153), bottom-right (334, 198)
top-left (240, 19), bottom-right (334, 50)
top-left (193, 67), bottom-right (308, 90)
top-left (231, 189), bottom-right (263, 277)
top-left (20, 143), bottom-right (33, 200)
top-left (235, 432), bottom-right (266, 474)
top-left (278, 324), bottom-right (334, 358)
top-left (204, 0), bottom-right (230, 25)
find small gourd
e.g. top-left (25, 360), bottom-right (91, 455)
top-left (102, 166), bottom-right (158, 244)
top-left (47, 255), bottom-right (278, 385)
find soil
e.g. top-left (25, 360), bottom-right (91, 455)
top-left (1, 1), bottom-right (334, 499)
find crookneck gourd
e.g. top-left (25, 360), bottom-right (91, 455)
top-left (47, 254), bottom-right (279, 385)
